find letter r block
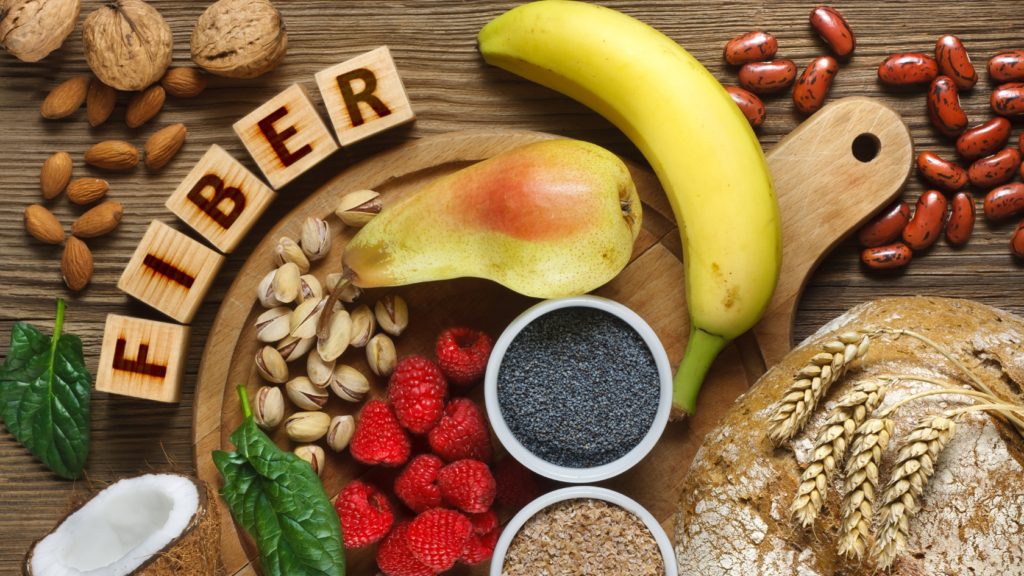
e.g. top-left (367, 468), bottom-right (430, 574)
top-left (233, 83), bottom-right (339, 190)
top-left (165, 145), bottom-right (277, 253)
top-left (316, 46), bottom-right (416, 147)
top-left (97, 314), bottom-right (191, 403)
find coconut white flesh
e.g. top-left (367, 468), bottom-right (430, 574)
top-left (31, 474), bottom-right (199, 576)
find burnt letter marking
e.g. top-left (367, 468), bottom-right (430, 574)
top-left (257, 106), bottom-right (313, 167)
top-left (336, 68), bottom-right (392, 127)
top-left (112, 338), bottom-right (167, 378)
top-left (143, 254), bottom-right (196, 289)
top-left (186, 174), bottom-right (247, 229)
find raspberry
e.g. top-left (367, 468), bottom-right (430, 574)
top-left (493, 456), bottom-right (542, 510)
top-left (350, 400), bottom-right (411, 467)
top-left (377, 519), bottom-right (437, 576)
top-left (335, 480), bottom-right (394, 549)
top-left (394, 454), bottom-right (444, 513)
top-left (436, 327), bottom-right (494, 386)
top-left (428, 397), bottom-right (493, 463)
top-left (459, 527), bottom-right (501, 566)
top-left (406, 509), bottom-right (473, 572)
top-left (466, 510), bottom-right (498, 536)
top-left (437, 459), bottom-right (496, 514)
top-left (387, 356), bottom-right (448, 434)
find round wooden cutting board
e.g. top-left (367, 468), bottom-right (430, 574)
top-left (193, 98), bottom-right (914, 576)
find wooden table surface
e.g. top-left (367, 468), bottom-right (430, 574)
top-left (1, 0), bottom-right (1022, 572)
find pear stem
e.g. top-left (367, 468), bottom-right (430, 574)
top-left (317, 270), bottom-right (355, 339)
top-left (672, 326), bottom-right (729, 419)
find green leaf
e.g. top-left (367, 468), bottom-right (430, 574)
top-left (0, 299), bottom-right (91, 479)
top-left (214, 386), bottom-right (346, 576)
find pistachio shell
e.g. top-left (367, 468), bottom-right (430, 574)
top-left (275, 237), bottom-right (310, 274)
top-left (375, 295), bottom-right (408, 337)
top-left (330, 365), bottom-right (370, 402)
top-left (285, 411), bottom-right (331, 442)
top-left (276, 335), bottom-right (315, 362)
top-left (255, 345), bottom-right (288, 383)
top-left (298, 274), bottom-right (323, 304)
top-left (294, 444), bottom-right (325, 477)
top-left (335, 190), bottom-right (381, 226)
top-left (325, 273), bottom-right (363, 302)
top-left (273, 262), bottom-right (300, 303)
top-left (318, 309), bottom-right (352, 362)
top-left (253, 385), bottom-right (283, 429)
top-left (349, 304), bottom-right (375, 348)
top-left (301, 217), bottom-right (331, 261)
top-left (286, 376), bottom-right (329, 410)
top-left (257, 269), bottom-right (284, 307)
top-left (290, 298), bottom-right (327, 339)
top-left (255, 306), bottom-right (292, 343)
top-left (307, 351), bottom-right (336, 387)
top-left (327, 415), bottom-right (355, 452)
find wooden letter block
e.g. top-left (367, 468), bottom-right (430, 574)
top-left (233, 83), bottom-right (339, 190)
top-left (166, 144), bottom-right (277, 253)
top-left (97, 314), bottom-right (191, 403)
top-left (315, 46), bottom-right (416, 147)
top-left (118, 221), bottom-right (226, 324)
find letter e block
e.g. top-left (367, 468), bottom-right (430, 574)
top-left (233, 83), bottom-right (339, 190)
top-left (97, 315), bottom-right (191, 403)
top-left (315, 46), bottom-right (416, 147)
top-left (166, 145), bottom-right (277, 253)
top-left (118, 221), bottom-right (225, 324)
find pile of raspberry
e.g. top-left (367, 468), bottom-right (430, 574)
top-left (333, 327), bottom-right (543, 576)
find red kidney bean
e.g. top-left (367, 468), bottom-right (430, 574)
top-left (861, 243), bottom-right (912, 269)
top-left (945, 192), bottom-right (975, 245)
top-left (738, 60), bottom-right (797, 94)
top-left (934, 35), bottom-right (978, 89)
top-left (1012, 220), bottom-right (1024, 258)
top-left (927, 76), bottom-right (968, 137)
top-left (725, 86), bottom-right (766, 127)
top-left (988, 50), bottom-right (1024, 83)
top-left (968, 148), bottom-right (1022, 188)
top-left (809, 6), bottom-right (855, 57)
top-left (857, 199), bottom-right (911, 247)
top-left (983, 183), bottom-right (1024, 221)
top-left (723, 31), bottom-right (778, 65)
top-left (917, 151), bottom-right (968, 192)
top-left (991, 83), bottom-right (1024, 117)
top-left (877, 53), bottom-right (939, 86)
top-left (793, 56), bottom-right (839, 115)
top-left (955, 117), bottom-right (1011, 162)
top-left (902, 190), bottom-right (948, 250)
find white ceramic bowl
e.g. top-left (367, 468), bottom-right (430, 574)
top-left (484, 295), bottom-right (672, 483)
top-left (489, 486), bottom-right (678, 576)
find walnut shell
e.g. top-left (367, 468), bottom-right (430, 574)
top-left (82, 0), bottom-right (172, 91)
top-left (190, 0), bottom-right (287, 79)
top-left (0, 0), bottom-right (81, 62)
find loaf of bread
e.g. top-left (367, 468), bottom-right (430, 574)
top-left (674, 297), bottom-right (1024, 576)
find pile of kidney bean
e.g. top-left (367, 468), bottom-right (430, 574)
top-left (859, 40), bottom-right (1024, 269)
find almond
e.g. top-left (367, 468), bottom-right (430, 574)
top-left (71, 201), bottom-right (122, 238)
top-left (62, 236), bottom-right (93, 291)
top-left (40, 152), bottom-right (73, 199)
top-left (126, 84), bottom-right (165, 128)
top-left (41, 76), bottom-right (90, 119)
top-left (67, 178), bottom-right (109, 204)
top-left (84, 141), bottom-right (139, 170)
top-left (160, 68), bottom-right (208, 98)
top-left (87, 78), bottom-right (117, 127)
top-left (144, 123), bottom-right (187, 170)
top-left (24, 205), bottom-right (66, 245)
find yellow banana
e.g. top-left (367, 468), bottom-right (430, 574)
top-left (479, 0), bottom-right (782, 417)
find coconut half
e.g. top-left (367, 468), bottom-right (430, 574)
top-left (23, 473), bottom-right (220, 576)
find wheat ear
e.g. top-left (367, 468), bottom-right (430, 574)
top-left (837, 415), bottom-right (895, 559)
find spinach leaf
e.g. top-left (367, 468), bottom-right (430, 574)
top-left (0, 298), bottom-right (91, 480)
top-left (214, 386), bottom-right (346, 576)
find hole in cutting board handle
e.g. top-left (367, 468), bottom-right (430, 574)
top-left (851, 133), bottom-right (880, 163)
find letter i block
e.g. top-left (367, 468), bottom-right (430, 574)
top-left (315, 46), bottom-right (416, 147)
top-left (97, 315), bottom-right (191, 403)
top-left (233, 83), bottom-right (339, 190)
top-left (165, 145), bottom-right (277, 253)
top-left (118, 221), bottom-right (226, 324)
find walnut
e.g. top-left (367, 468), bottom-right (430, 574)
top-left (81, 0), bottom-right (172, 91)
top-left (190, 0), bottom-right (287, 79)
top-left (0, 0), bottom-right (81, 62)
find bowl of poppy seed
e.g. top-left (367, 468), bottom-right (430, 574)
top-left (484, 295), bottom-right (672, 483)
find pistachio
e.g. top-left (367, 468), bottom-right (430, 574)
top-left (285, 411), bottom-right (331, 442)
top-left (301, 217), bottom-right (331, 261)
top-left (326, 415), bottom-right (355, 452)
top-left (298, 274), bottom-right (323, 304)
top-left (330, 365), bottom-right (370, 402)
top-left (253, 386), bottom-right (284, 430)
top-left (273, 262), bottom-right (301, 304)
top-left (307, 351), bottom-right (336, 387)
top-left (366, 334), bottom-right (397, 377)
top-left (274, 237), bottom-right (310, 274)
top-left (276, 335), bottom-right (315, 362)
top-left (257, 269), bottom-right (284, 307)
top-left (375, 295), bottom-right (409, 337)
top-left (255, 345), bottom-right (288, 383)
top-left (335, 190), bottom-right (381, 227)
top-left (255, 306), bottom-right (292, 343)
top-left (349, 304), bottom-right (375, 348)
top-left (294, 444), bottom-right (326, 477)
top-left (325, 273), bottom-right (363, 302)
top-left (318, 309), bottom-right (352, 362)
top-left (286, 376), bottom-right (329, 410)
top-left (290, 297), bottom-right (327, 339)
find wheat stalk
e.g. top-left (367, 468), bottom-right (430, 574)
top-left (768, 332), bottom-right (871, 443)
top-left (837, 415), bottom-right (895, 559)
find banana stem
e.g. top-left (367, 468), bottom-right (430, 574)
top-left (672, 326), bottom-right (729, 418)
top-left (317, 270), bottom-right (355, 339)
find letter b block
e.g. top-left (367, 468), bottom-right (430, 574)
top-left (97, 315), bottom-right (191, 403)
top-left (316, 46), bottom-right (416, 147)
top-left (166, 145), bottom-right (277, 253)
